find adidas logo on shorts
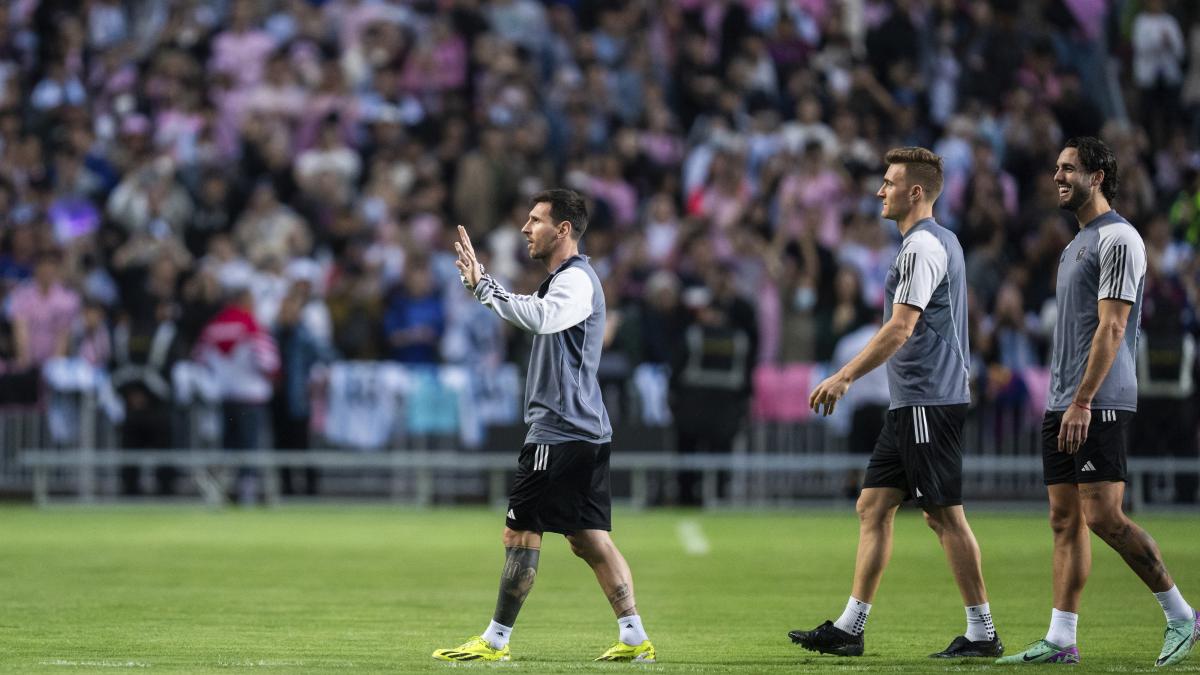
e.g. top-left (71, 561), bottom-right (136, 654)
top-left (1081, 461), bottom-right (1096, 472)
top-left (507, 509), bottom-right (515, 519)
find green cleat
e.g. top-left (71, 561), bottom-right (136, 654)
top-left (432, 636), bottom-right (511, 662)
top-left (594, 640), bottom-right (656, 662)
top-left (995, 639), bottom-right (1079, 665)
top-left (1156, 609), bottom-right (1200, 667)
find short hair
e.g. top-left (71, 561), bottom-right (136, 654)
top-left (531, 189), bottom-right (589, 239)
top-left (883, 147), bottom-right (944, 202)
top-left (1064, 136), bottom-right (1118, 202)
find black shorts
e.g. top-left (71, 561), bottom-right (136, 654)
top-left (863, 404), bottom-right (969, 510)
top-left (506, 441), bottom-right (612, 534)
top-left (1042, 409), bottom-right (1131, 485)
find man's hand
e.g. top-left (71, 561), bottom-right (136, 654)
top-left (454, 225), bottom-right (482, 290)
top-left (809, 371), bottom-right (853, 417)
top-left (1058, 402), bottom-right (1091, 454)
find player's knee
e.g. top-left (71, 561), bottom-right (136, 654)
top-left (1082, 508), bottom-right (1122, 537)
top-left (502, 529), bottom-right (520, 547)
top-left (566, 535), bottom-right (600, 563)
top-left (502, 528), bottom-right (538, 548)
top-left (855, 495), bottom-right (888, 525)
top-left (923, 510), bottom-right (944, 534)
top-left (1048, 506), bottom-right (1082, 535)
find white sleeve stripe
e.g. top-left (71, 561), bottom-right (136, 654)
top-left (896, 252), bottom-right (913, 303)
top-left (1099, 246), bottom-right (1111, 295)
top-left (1101, 243), bottom-right (1128, 298)
top-left (1116, 244), bottom-right (1126, 296)
top-left (902, 251), bottom-right (917, 303)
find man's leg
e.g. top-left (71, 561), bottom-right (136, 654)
top-left (789, 487), bottom-right (904, 657)
top-left (998, 414), bottom-right (1095, 665)
top-left (432, 527), bottom-right (541, 662)
top-left (492, 528), bottom-right (543, 628)
top-left (849, 487), bottom-right (905, 604)
top-left (1078, 481), bottom-right (1173, 590)
top-left (1048, 484), bottom-right (1090, 615)
top-left (566, 529), bottom-right (656, 662)
top-left (1079, 480), bottom-right (1198, 666)
top-left (923, 506), bottom-right (986, 606)
top-left (924, 505), bottom-right (1002, 657)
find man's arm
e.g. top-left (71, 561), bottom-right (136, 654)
top-left (473, 269), bottom-right (593, 335)
top-left (809, 304), bottom-right (921, 415)
top-left (810, 233), bottom-right (946, 416)
top-left (1057, 299), bottom-right (1131, 453)
top-left (1074, 299), bottom-right (1132, 405)
top-left (454, 224), bottom-right (592, 335)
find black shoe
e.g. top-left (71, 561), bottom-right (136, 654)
top-left (929, 634), bottom-right (1004, 658)
top-left (788, 620), bottom-right (864, 657)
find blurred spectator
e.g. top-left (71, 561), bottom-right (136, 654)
top-left (111, 299), bottom-right (183, 496)
top-left (1132, 0), bottom-right (1186, 150)
top-left (233, 181), bottom-right (312, 268)
top-left (273, 279), bottom-right (335, 497)
top-left (192, 278), bottom-right (279, 505)
top-left (669, 263), bottom-right (757, 506)
top-left (815, 265), bottom-right (871, 363)
top-left (987, 282), bottom-right (1042, 372)
top-left (71, 299), bottom-right (111, 366)
top-left (326, 245), bottom-right (384, 360)
top-left (4, 250), bottom-right (81, 402)
top-left (383, 260), bottom-right (444, 365)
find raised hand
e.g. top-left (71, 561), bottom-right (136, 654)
top-left (454, 225), bottom-right (482, 290)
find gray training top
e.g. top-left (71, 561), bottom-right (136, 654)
top-left (472, 254), bottom-right (613, 445)
top-left (1047, 210), bottom-right (1146, 412)
top-left (882, 217), bottom-right (972, 409)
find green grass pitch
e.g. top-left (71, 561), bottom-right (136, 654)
top-left (1, 506), bottom-right (1197, 673)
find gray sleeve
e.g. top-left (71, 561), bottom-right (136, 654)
top-left (893, 232), bottom-right (948, 310)
top-left (474, 267), bottom-right (594, 334)
top-left (1097, 225), bottom-right (1146, 303)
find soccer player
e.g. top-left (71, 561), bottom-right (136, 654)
top-left (789, 147), bottom-right (1004, 659)
top-left (997, 137), bottom-right (1199, 667)
top-left (432, 189), bottom-right (656, 663)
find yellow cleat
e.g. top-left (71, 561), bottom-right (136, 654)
top-left (432, 636), bottom-right (511, 662)
top-left (594, 640), bottom-right (656, 662)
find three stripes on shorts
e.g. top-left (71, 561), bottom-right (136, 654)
top-left (532, 444), bottom-right (550, 471)
top-left (912, 406), bottom-right (931, 444)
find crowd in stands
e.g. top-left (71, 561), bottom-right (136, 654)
top-left (1, 0), bottom-right (1198, 495)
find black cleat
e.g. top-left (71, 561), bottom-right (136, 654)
top-left (788, 620), bottom-right (864, 657)
top-left (930, 634), bottom-right (1005, 658)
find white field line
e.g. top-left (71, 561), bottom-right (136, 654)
top-left (676, 519), bottom-right (711, 556)
top-left (40, 660), bottom-right (151, 668)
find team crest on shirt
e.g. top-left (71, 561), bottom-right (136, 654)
top-left (1075, 247), bottom-right (1086, 262)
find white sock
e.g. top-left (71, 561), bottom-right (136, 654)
top-left (618, 614), bottom-right (648, 645)
top-left (1154, 585), bottom-right (1194, 623)
top-left (965, 602), bottom-right (996, 641)
top-left (1045, 608), bottom-right (1078, 647)
top-left (833, 597), bottom-right (871, 636)
top-left (482, 619), bottom-right (513, 650)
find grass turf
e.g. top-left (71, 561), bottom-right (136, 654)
top-left (0, 506), bottom-right (1197, 673)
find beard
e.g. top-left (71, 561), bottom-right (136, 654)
top-left (1058, 183), bottom-right (1090, 212)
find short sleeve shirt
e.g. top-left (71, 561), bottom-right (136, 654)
top-left (882, 219), bottom-right (972, 409)
top-left (1047, 210), bottom-right (1146, 412)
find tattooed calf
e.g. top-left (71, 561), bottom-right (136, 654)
top-left (494, 546), bottom-right (540, 626)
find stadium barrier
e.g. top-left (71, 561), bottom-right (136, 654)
top-left (20, 448), bottom-right (1200, 512)
top-left (7, 358), bottom-right (1198, 509)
